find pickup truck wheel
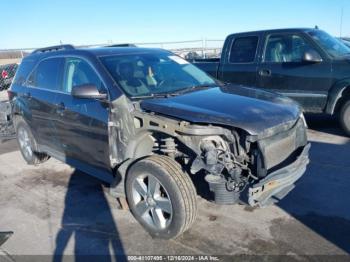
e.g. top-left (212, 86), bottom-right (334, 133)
top-left (126, 155), bottom-right (197, 239)
top-left (339, 100), bottom-right (350, 136)
top-left (16, 120), bottom-right (50, 165)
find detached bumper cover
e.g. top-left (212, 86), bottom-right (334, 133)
top-left (248, 143), bottom-right (310, 207)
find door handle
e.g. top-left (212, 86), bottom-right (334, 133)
top-left (23, 92), bottom-right (32, 98)
top-left (56, 102), bottom-right (66, 116)
top-left (259, 69), bottom-right (272, 77)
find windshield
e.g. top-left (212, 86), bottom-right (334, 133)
top-left (100, 52), bottom-right (216, 98)
top-left (307, 30), bottom-right (350, 58)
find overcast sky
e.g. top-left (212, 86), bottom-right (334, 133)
top-left (1, 0), bottom-right (349, 49)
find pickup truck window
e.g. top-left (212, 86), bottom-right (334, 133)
top-left (264, 34), bottom-right (313, 63)
top-left (307, 30), bottom-right (350, 58)
top-left (229, 36), bottom-right (258, 63)
top-left (100, 53), bottom-right (216, 98)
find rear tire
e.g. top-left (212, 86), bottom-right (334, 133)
top-left (126, 155), bottom-right (197, 239)
top-left (15, 119), bottom-right (50, 165)
top-left (339, 100), bottom-right (350, 136)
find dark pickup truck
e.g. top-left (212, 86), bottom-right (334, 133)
top-left (193, 28), bottom-right (350, 135)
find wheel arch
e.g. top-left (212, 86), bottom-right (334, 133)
top-left (124, 130), bottom-right (155, 160)
top-left (326, 79), bottom-right (350, 115)
top-left (123, 129), bottom-right (197, 161)
top-left (111, 129), bottom-right (198, 198)
top-left (13, 115), bottom-right (37, 143)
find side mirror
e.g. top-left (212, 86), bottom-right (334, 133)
top-left (303, 49), bottom-right (322, 63)
top-left (72, 84), bottom-right (108, 100)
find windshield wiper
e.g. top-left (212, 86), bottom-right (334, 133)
top-left (130, 93), bottom-right (169, 99)
top-left (130, 84), bottom-right (216, 99)
top-left (165, 84), bottom-right (216, 96)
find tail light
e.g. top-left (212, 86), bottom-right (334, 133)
top-left (7, 90), bottom-right (14, 100)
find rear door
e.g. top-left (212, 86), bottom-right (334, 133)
top-left (256, 32), bottom-right (332, 112)
top-left (25, 57), bottom-right (64, 152)
top-left (219, 34), bottom-right (261, 87)
top-left (54, 57), bottom-right (110, 173)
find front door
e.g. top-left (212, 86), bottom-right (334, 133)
top-left (257, 32), bottom-right (332, 112)
top-left (54, 57), bottom-right (110, 175)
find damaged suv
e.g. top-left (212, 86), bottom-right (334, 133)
top-left (9, 45), bottom-right (310, 239)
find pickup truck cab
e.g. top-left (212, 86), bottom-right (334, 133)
top-left (9, 45), bottom-right (309, 239)
top-left (193, 28), bottom-right (350, 135)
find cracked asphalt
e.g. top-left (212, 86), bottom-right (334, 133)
top-left (0, 114), bottom-right (349, 260)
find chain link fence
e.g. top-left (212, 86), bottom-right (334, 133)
top-left (132, 39), bottom-right (224, 59)
top-left (0, 63), bottom-right (18, 92)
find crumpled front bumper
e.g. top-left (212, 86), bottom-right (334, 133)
top-left (248, 143), bottom-right (311, 207)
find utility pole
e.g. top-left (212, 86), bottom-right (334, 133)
top-left (340, 7), bottom-right (344, 37)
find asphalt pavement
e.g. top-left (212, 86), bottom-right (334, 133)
top-left (0, 114), bottom-right (349, 260)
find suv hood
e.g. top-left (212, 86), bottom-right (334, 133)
top-left (140, 85), bottom-right (301, 136)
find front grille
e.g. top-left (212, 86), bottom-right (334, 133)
top-left (258, 118), bottom-right (307, 170)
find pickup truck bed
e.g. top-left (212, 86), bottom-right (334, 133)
top-left (191, 58), bottom-right (219, 78)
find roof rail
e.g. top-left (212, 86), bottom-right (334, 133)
top-left (106, 43), bottom-right (137, 47)
top-left (32, 44), bottom-right (75, 54)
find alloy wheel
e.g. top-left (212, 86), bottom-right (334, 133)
top-left (17, 127), bottom-right (33, 160)
top-left (131, 173), bottom-right (173, 230)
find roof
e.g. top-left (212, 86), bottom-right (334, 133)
top-left (80, 47), bottom-right (167, 56)
top-left (28, 46), bottom-right (169, 60)
top-left (228, 28), bottom-right (318, 36)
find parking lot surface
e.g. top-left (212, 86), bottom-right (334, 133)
top-left (0, 115), bottom-right (349, 259)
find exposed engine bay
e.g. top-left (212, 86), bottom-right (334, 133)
top-left (109, 96), bottom-right (310, 207)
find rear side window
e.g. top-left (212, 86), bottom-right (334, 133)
top-left (28, 58), bottom-right (63, 90)
top-left (229, 36), bottom-right (259, 63)
top-left (13, 59), bottom-right (37, 86)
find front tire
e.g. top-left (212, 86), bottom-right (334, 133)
top-left (15, 119), bottom-right (50, 165)
top-left (126, 155), bottom-right (197, 239)
top-left (339, 100), bottom-right (350, 136)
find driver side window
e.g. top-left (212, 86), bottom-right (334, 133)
top-left (264, 34), bottom-right (314, 63)
top-left (63, 58), bottom-right (104, 93)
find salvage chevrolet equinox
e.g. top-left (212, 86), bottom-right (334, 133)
top-left (9, 45), bottom-right (310, 239)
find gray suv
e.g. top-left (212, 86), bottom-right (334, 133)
top-left (9, 45), bottom-right (310, 239)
